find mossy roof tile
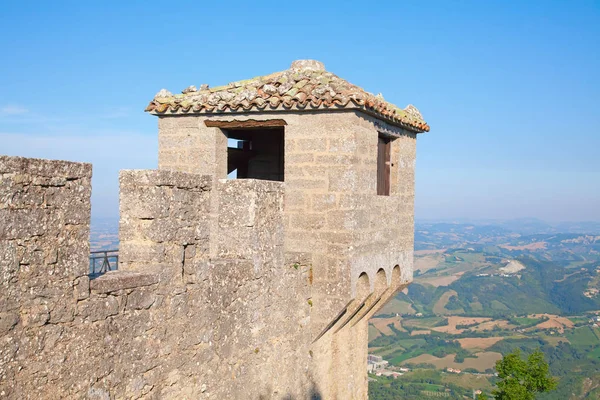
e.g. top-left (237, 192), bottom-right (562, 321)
top-left (145, 60), bottom-right (429, 133)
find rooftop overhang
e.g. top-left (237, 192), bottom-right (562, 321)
top-left (145, 60), bottom-right (430, 134)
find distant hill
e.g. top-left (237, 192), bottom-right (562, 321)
top-left (416, 219), bottom-right (600, 236)
top-left (90, 217), bottom-right (119, 251)
top-left (446, 258), bottom-right (600, 316)
top-left (369, 221), bottom-right (600, 399)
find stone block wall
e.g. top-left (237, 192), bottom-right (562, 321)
top-left (282, 111), bottom-right (415, 305)
top-left (157, 116), bottom-right (227, 178)
top-left (115, 170), bottom-right (314, 399)
top-left (156, 111), bottom-right (415, 325)
top-left (282, 112), bottom-right (415, 399)
top-left (1, 108), bottom-right (418, 399)
top-left (0, 157), bottom-right (316, 399)
top-left (118, 169), bottom-right (213, 279)
top-left (0, 156), bottom-right (91, 398)
top-left (154, 110), bottom-right (417, 399)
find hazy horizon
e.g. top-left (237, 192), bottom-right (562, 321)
top-left (90, 214), bottom-right (600, 228)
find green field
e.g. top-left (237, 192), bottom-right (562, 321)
top-left (588, 346), bottom-right (600, 359)
top-left (566, 326), bottom-right (600, 347)
top-left (490, 300), bottom-right (509, 311)
top-left (402, 316), bottom-right (446, 329)
top-left (512, 317), bottom-right (540, 325)
top-left (388, 349), bottom-right (426, 365)
top-left (567, 316), bottom-right (590, 325)
top-left (376, 297), bottom-right (415, 316)
top-left (368, 324), bottom-right (380, 339)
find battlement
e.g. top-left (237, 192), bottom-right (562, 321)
top-left (0, 60), bottom-right (424, 400)
top-left (0, 157), bottom-right (309, 399)
top-left (0, 151), bottom-right (413, 399)
top-left (118, 169), bottom-right (284, 279)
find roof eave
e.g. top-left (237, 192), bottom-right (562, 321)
top-left (145, 103), bottom-right (429, 133)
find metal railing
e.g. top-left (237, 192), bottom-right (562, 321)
top-left (89, 249), bottom-right (118, 276)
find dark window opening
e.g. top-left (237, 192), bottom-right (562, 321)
top-left (377, 134), bottom-right (391, 196)
top-left (225, 127), bottom-right (284, 182)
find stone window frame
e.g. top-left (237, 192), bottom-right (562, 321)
top-left (377, 133), bottom-right (393, 196)
top-left (205, 119), bottom-right (287, 182)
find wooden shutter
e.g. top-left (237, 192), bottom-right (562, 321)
top-left (377, 135), bottom-right (391, 196)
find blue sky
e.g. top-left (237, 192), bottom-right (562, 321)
top-left (1, 1), bottom-right (598, 222)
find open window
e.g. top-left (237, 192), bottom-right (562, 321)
top-left (377, 134), bottom-right (391, 196)
top-left (225, 127), bottom-right (284, 182)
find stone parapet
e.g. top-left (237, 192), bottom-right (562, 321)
top-left (0, 155), bottom-right (92, 399)
top-left (0, 157), bottom-right (314, 399)
top-left (118, 169), bottom-right (213, 280)
top-left (89, 271), bottom-right (159, 294)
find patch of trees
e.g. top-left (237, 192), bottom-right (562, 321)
top-left (455, 321), bottom-right (481, 330)
top-left (486, 339), bottom-right (600, 399)
top-left (404, 362), bottom-right (437, 369)
top-left (454, 349), bottom-right (476, 363)
top-left (445, 295), bottom-right (462, 310)
top-left (369, 370), bottom-right (470, 400)
top-left (479, 349), bottom-right (557, 400)
top-left (446, 257), bottom-right (600, 317)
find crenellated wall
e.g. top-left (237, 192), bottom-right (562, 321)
top-left (113, 169), bottom-right (315, 399)
top-left (0, 157), bottom-right (314, 399)
top-left (0, 108), bottom-right (416, 400)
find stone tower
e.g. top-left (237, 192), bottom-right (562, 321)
top-left (144, 59), bottom-right (429, 398)
top-left (0, 60), bottom-right (428, 399)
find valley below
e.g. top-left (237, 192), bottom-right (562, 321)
top-left (368, 221), bottom-right (600, 399)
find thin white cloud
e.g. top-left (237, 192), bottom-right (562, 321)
top-left (1, 105), bottom-right (28, 115)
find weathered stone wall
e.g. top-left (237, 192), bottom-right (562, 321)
top-left (281, 111), bottom-right (415, 322)
top-left (118, 169), bottom-right (213, 278)
top-left (113, 170), bottom-right (315, 399)
top-left (1, 107), bottom-right (417, 399)
top-left (282, 111), bottom-right (415, 399)
top-left (0, 158), bottom-right (316, 399)
top-left (157, 116), bottom-right (227, 178)
top-left (0, 156), bottom-right (91, 399)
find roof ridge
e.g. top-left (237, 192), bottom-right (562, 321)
top-left (145, 60), bottom-right (429, 133)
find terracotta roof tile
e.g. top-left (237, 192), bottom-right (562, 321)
top-left (145, 60), bottom-right (429, 133)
